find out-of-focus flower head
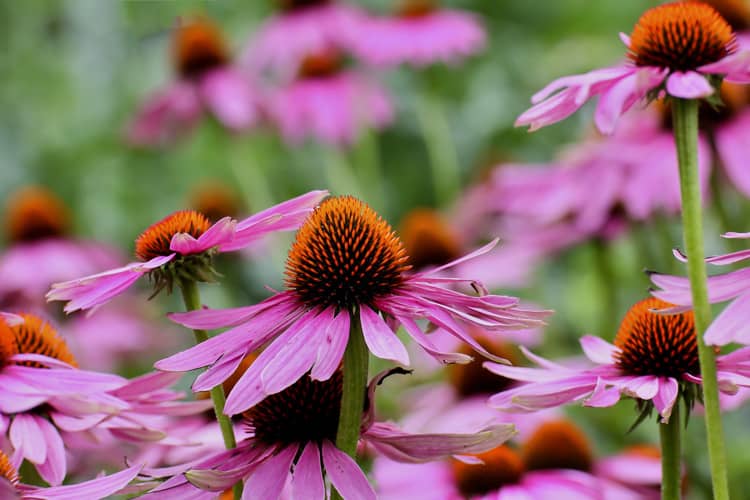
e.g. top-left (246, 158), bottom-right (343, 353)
top-left (158, 195), bottom-right (550, 415)
top-left (516, 2), bottom-right (750, 134)
top-left (46, 191), bottom-right (327, 313)
top-left (0, 186), bottom-right (123, 309)
top-left (139, 368), bottom-right (515, 500)
top-left (353, 0), bottom-right (486, 67)
top-left (190, 180), bottom-right (244, 223)
top-left (267, 49), bottom-right (394, 146)
top-left (487, 297), bottom-right (750, 423)
top-left (128, 16), bottom-right (262, 147)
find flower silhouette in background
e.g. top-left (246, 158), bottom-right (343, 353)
top-left (128, 16), bottom-right (262, 146)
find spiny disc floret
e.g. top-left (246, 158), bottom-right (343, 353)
top-left (9, 313), bottom-right (77, 368)
top-left (243, 372), bottom-right (343, 445)
top-left (614, 298), bottom-right (699, 378)
top-left (286, 196), bottom-right (410, 311)
top-left (628, 2), bottom-right (736, 71)
top-left (134, 210), bottom-right (211, 261)
top-left (0, 451), bottom-right (19, 489)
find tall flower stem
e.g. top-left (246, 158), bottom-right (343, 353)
top-left (672, 97), bottom-right (728, 500)
top-left (179, 279), bottom-right (241, 500)
top-left (415, 76), bottom-right (461, 206)
top-left (332, 314), bottom-right (369, 500)
top-left (659, 400), bottom-right (682, 500)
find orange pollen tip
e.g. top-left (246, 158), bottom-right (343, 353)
top-left (134, 210), bottom-right (211, 261)
top-left (399, 208), bottom-right (461, 271)
top-left (173, 17), bottom-right (228, 79)
top-left (614, 297), bottom-right (699, 377)
top-left (452, 446), bottom-right (524, 496)
top-left (628, 2), bottom-right (736, 71)
top-left (297, 51), bottom-right (342, 79)
top-left (398, 0), bottom-right (437, 17)
top-left (521, 420), bottom-right (593, 472)
top-left (5, 186), bottom-right (69, 243)
top-left (0, 451), bottom-right (19, 487)
top-left (10, 313), bottom-right (77, 368)
top-left (285, 196), bottom-right (410, 310)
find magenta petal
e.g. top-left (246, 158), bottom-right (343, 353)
top-left (321, 440), bottom-right (376, 500)
top-left (398, 316), bottom-right (472, 365)
top-left (10, 413), bottom-right (46, 464)
top-left (666, 71), bottom-right (714, 98)
top-left (704, 292), bottom-right (750, 346)
top-left (244, 445), bottom-right (298, 500)
top-left (192, 352), bottom-right (245, 392)
top-left (359, 306), bottom-right (409, 366)
top-left (27, 463), bottom-right (143, 500)
top-left (170, 217), bottom-right (236, 255)
top-left (311, 309), bottom-right (350, 381)
top-left (126, 81), bottom-right (201, 147)
top-left (200, 68), bottom-right (260, 131)
top-left (35, 417), bottom-right (67, 486)
top-left (579, 336), bottom-right (618, 364)
top-left (653, 377), bottom-right (679, 422)
top-left (292, 442), bottom-right (325, 500)
top-left (716, 111), bottom-right (750, 198)
top-left (584, 379), bottom-right (621, 408)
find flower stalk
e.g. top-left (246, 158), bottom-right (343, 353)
top-left (672, 97), bottom-right (728, 500)
top-left (332, 313), bottom-right (369, 500)
top-left (179, 278), bottom-right (242, 500)
top-left (659, 400), bottom-right (682, 500)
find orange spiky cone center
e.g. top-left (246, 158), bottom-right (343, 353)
top-left (7, 313), bottom-right (77, 368)
top-left (134, 210), bottom-right (211, 261)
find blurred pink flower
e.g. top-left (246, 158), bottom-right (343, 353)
top-left (516, 2), bottom-right (750, 133)
top-left (241, 0), bottom-right (367, 79)
top-left (157, 196), bottom-right (549, 415)
top-left (128, 17), bottom-right (261, 146)
top-left (267, 52), bottom-right (393, 146)
top-left (487, 298), bottom-right (750, 422)
top-left (0, 313), bottom-right (210, 486)
top-left (139, 369), bottom-right (515, 500)
top-left (353, 2), bottom-right (485, 67)
top-left (47, 191), bottom-right (327, 313)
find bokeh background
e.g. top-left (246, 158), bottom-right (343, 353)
top-left (3, 1), bottom-right (750, 498)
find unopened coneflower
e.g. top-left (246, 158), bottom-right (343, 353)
top-left (159, 195), bottom-right (549, 416)
top-left (47, 190), bottom-right (326, 313)
top-left (241, 0), bottom-right (367, 79)
top-left (0, 186), bottom-right (122, 308)
top-left (139, 368), bottom-right (515, 500)
top-left (0, 449), bottom-right (143, 500)
top-left (266, 50), bottom-right (393, 146)
top-left (353, 0), bottom-right (486, 67)
top-left (0, 312), bottom-right (210, 486)
top-left (516, 2), bottom-right (750, 133)
top-left (128, 16), bottom-right (261, 146)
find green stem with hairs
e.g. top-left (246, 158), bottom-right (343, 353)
top-left (332, 314), bottom-right (369, 500)
top-left (659, 401), bottom-right (682, 500)
top-left (179, 279), bottom-right (242, 500)
top-left (672, 97), bottom-right (728, 500)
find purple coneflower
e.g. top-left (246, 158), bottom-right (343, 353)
top-left (157, 195), bottom-right (549, 415)
top-left (0, 186), bottom-right (123, 309)
top-left (266, 50), bottom-right (393, 146)
top-left (46, 191), bottom-right (327, 313)
top-left (241, 0), bottom-right (367, 79)
top-left (516, 2), bottom-right (750, 134)
top-left (0, 313), bottom-right (210, 486)
top-left (0, 451), bottom-right (142, 500)
top-left (487, 298), bottom-right (750, 422)
top-left (128, 16), bottom-right (261, 146)
top-left (374, 418), bottom-right (654, 499)
top-left (140, 368), bottom-right (515, 499)
top-left (353, 0), bottom-right (485, 67)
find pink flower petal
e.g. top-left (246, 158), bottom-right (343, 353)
top-left (126, 81), bottom-right (202, 147)
top-left (579, 335), bottom-right (618, 364)
top-left (27, 463), bottom-right (143, 499)
top-left (292, 442), bottom-right (325, 500)
top-left (321, 440), bottom-right (376, 500)
top-left (653, 377), bottom-right (679, 422)
top-left (665, 71), bottom-right (714, 98)
top-left (10, 413), bottom-right (46, 464)
top-left (35, 417), bottom-right (67, 486)
top-left (244, 445), bottom-right (298, 500)
top-left (311, 309), bottom-right (350, 381)
top-left (170, 217), bottom-right (236, 255)
top-left (199, 68), bottom-right (260, 131)
top-left (704, 292), bottom-right (750, 346)
top-left (359, 306), bottom-right (409, 366)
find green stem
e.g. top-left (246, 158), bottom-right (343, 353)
top-left (332, 314), bottom-right (369, 500)
top-left (672, 98), bottom-right (728, 500)
top-left (415, 80), bottom-right (461, 206)
top-left (659, 401), bottom-right (682, 500)
top-left (179, 279), bottom-right (242, 500)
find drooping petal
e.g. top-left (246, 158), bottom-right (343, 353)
top-left (665, 71), bottom-right (714, 98)
top-left (704, 291), bottom-right (750, 345)
top-left (653, 377), bottom-right (679, 422)
top-left (199, 68), bottom-right (260, 131)
top-left (170, 217), bottom-right (236, 255)
top-left (359, 306), bottom-right (409, 366)
top-left (321, 441), bottom-right (376, 500)
top-left (579, 335), bottom-right (618, 365)
top-left (10, 413), bottom-right (46, 465)
top-left (311, 309), bottom-right (350, 381)
top-left (243, 445), bottom-right (297, 500)
top-left (34, 417), bottom-right (67, 486)
top-left (25, 463), bottom-right (143, 500)
top-left (292, 442), bottom-right (325, 500)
